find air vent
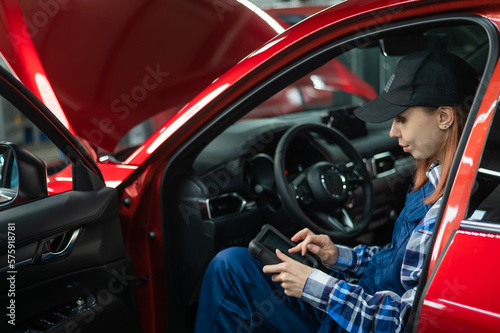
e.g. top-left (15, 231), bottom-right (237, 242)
top-left (371, 152), bottom-right (396, 178)
top-left (200, 193), bottom-right (246, 219)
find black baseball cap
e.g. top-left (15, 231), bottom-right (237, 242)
top-left (354, 49), bottom-right (479, 123)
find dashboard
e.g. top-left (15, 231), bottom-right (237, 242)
top-left (192, 109), bottom-right (414, 244)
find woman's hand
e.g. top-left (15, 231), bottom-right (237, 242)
top-left (262, 249), bottom-right (314, 298)
top-left (288, 228), bottom-right (339, 267)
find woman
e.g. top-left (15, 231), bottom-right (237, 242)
top-left (194, 49), bottom-right (479, 332)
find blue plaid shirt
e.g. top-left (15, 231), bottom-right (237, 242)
top-left (302, 162), bottom-right (441, 332)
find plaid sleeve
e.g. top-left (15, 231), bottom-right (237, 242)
top-left (301, 198), bottom-right (440, 332)
top-left (325, 244), bottom-right (382, 276)
top-left (400, 198), bottom-right (440, 292)
top-left (302, 270), bottom-right (412, 333)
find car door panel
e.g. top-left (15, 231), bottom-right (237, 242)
top-left (0, 187), bottom-right (142, 332)
top-left (417, 228), bottom-right (500, 332)
top-left (1, 188), bottom-right (119, 252)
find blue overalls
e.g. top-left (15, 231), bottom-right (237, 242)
top-left (194, 181), bottom-right (434, 333)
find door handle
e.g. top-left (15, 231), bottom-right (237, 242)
top-left (41, 228), bottom-right (81, 261)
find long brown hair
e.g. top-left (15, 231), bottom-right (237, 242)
top-left (412, 106), bottom-right (469, 205)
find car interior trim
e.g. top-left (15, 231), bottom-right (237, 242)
top-left (40, 228), bottom-right (82, 261)
top-left (199, 192), bottom-right (248, 220)
top-left (460, 220), bottom-right (500, 234)
top-left (369, 151), bottom-right (397, 178)
top-left (0, 257), bottom-right (32, 274)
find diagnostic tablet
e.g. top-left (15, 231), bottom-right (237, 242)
top-left (248, 224), bottom-right (318, 267)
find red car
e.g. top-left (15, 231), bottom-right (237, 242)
top-left (0, 0), bottom-right (499, 332)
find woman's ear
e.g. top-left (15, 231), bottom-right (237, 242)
top-left (438, 106), bottom-right (455, 130)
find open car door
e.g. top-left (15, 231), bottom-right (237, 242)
top-left (0, 66), bottom-right (142, 332)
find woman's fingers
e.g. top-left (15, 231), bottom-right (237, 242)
top-left (288, 229), bottom-right (311, 254)
top-left (262, 249), bottom-right (298, 274)
top-left (296, 234), bottom-right (324, 256)
top-left (276, 248), bottom-right (292, 261)
top-left (263, 249), bottom-right (314, 298)
top-left (288, 229), bottom-right (338, 265)
top-left (290, 228), bottom-right (313, 242)
top-left (306, 242), bottom-right (320, 254)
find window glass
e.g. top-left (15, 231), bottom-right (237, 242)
top-left (236, 24), bottom-right (488, 123)
top-left (467, 109), bottom-right (500, 223)
top-left (0, 89), bottom-right (72, 195)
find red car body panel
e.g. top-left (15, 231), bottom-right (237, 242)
top-left (419, 230), bottom-right (500, 332)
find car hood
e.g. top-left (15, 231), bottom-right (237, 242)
top-left (0, 0), bottom-right (282, 152)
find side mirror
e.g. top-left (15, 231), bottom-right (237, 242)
top-left (0, 143), bottom-right (48, 206)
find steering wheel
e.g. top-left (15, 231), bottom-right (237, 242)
top-left (274, 123), bottom-right (373, 239)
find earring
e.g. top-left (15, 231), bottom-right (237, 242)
top-left (443, 124), bottom-right (449, 129)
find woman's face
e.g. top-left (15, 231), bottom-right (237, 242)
top-left (389, 106), bottom-right (447, 160)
